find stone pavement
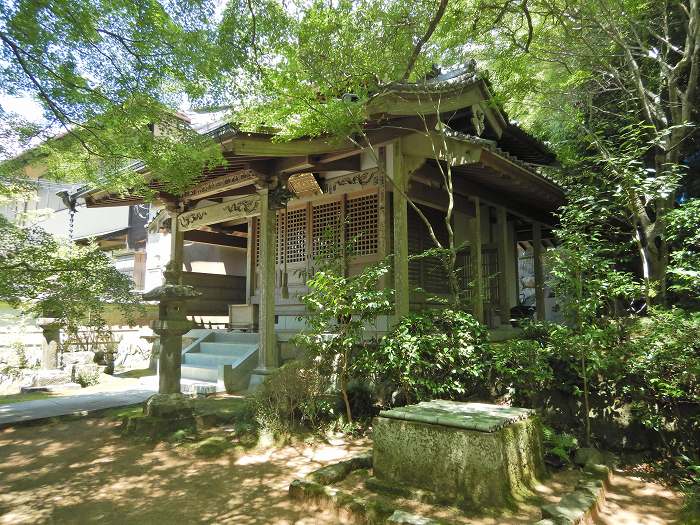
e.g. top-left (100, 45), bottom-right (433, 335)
top-left (0, 387), bottom-right (156, 427)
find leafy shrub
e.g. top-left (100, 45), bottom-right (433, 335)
top-left (251, 358), bottom-right (336, 435)
top-left (621, 309), bottom-right (700, 454)
top-left (358, 309), bottom-right (489, 404)
top-left (680, 456), bottom-right (700, 523)
top-left (505, 311), bottom-right (699, 458)
top-left (295, 258), bottom-right (392, 423)
top-left (490, 338), bottom-right (554, 406)
top-left (542, 425), bottom-right (578, 466)
top-left (75, 366), bottom-right (101, 387)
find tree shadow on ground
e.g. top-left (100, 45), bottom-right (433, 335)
top-left (0, 418), bottom-right (369, 525)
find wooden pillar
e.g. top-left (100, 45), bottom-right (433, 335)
top-left (533, 222), bottom-right (546, 321)
top-left (468, 197), bottom-right (484, 323)
top-left (497, 207), bottom-right (511, 325)
top-left (254, 187), bottom-right (278, 377)
top-left (170, 210), bottom-right (184, 282)
top-left (392, 142), bottom-right (410, 320)
top-left (245, 217), bottom-right (255, 302)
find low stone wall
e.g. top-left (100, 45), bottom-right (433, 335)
top-left (373, 402), bottom-right (546, 509)
top-left (536, 463), bottom-right (612, 525)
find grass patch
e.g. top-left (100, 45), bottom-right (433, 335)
top-left (194, 396), bottom-right (249, 416)
top-left (114, 368), bottom-right (154, 379)
top-left (191, 435), bottom-right (233, 457)
top-left (0, 391), bottom-right (54, 405)
top-left (102, 404), bottom-right (144, 420)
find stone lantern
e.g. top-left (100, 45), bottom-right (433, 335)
top-left (36, 317), bottom-right (61, 370)
top-left (142, 261), bottom-right (200, 394)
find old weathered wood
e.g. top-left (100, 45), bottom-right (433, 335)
top-left (177, 194), bottom-right (261, 232)
top-left (182, 169), bottom-right (260, 201)
top-left (533, 223), bottom-right (545, 321)
top-left (497, 207), bottom-right (511, 325)
top-left (255, 187), bottom-right (278, 374)
top-left (467, 197), bottom-right (484, 323)
top-left (401, 132), bottom-right (482, 166)
top-left (392, 143), bottom-right (411, 319)
top-left (183, 229), bottom-right (247, 248)
top-left (170, 210), bottom-right (185, 279)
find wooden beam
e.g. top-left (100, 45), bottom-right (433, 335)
top-left (283, 156), bottom-right (362, 175)
top-left (170, 210), bottom-right (185, 280)
top-left (254, 187), bottom-right (278, 376)
top-left (407, 180), bottom-right (474, 214)
top-left (182, 169), bottom-right (260, 201)
top-left (366, 85), bottom-right (483, 118)
top-left (183, 229), bottom-right (247, 248)
top-left (177, 194), bottom-right (261, 232)
top-left (533, 222), bottom-right (546, 321)
top-left (392, 142), bottom-right (410, 319)
top-left (497, 207), bottom-right (511, 325)
top-left (467, 197), bottom-right (484, 323)
top-left (413, 162), bottom-right (557, 226)
top-left (275, 155), bottom-right (314, 173)
top-left (401, 133), bottom-right (482, 166)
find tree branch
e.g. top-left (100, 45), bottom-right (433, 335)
top-left (401, 0), bottom-right (449, 81)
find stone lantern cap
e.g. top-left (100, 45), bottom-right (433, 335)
top-left (142, 284), bottom-right (201, 302)
top-left (378, 400), bottom-right (534, 433)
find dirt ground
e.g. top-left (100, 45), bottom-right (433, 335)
top-left (0, 417), bottom-right (687, 525)
top-left (0, 418), bottom-right (367, 525)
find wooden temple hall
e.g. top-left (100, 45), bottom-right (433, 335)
top-left (84, 67), bottom-right (564, 381)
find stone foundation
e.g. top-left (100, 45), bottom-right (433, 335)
top-left (372, 401), bottom-right (546, 509)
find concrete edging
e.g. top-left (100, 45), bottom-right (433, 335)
top-left (288, 453), bottom-right (453, 525)
top-left (536, 463), bottom-right (613, 525)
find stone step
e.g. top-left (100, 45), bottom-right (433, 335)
top-left (212, 332), bottom-right (260, 344)
top-left (184, 352), bottom-right (247, 367)
top-left (199, 342), bottom-right (257, 355)
top-left (181, 364), bottom-right (218, 382)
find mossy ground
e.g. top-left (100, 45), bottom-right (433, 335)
top-left (0, 391), bottom-right (53, 404)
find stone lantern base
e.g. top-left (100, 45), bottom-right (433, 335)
top-left (122, 393), bottom-right (196, 441)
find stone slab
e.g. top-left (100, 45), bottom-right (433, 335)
top-left (21, 383), bottom-right (81, 393)
top-left (0, 388), bottom-right (156, 427)
top-left (379, 400), bottom-right (534, 433)
top-left (373, 401), bottom-right (545, 509)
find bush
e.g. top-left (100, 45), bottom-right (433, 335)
top-left (501, 311), bottom-right (699, 458)
top-left (621, 309), bottom-right (700, 455)
top-left (490, 337), bottom-right (554, 406)
top-left (251, 358), bottom-right (336, 435)
top-left (358, 309), bottom-right (489, 404)
top-left (75, 366), bottom-right (101, 387)
top-left (542, 425), bottom-right (578, 466)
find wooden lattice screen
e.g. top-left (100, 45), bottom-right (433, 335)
top-left (312, 200), bottom-right (342, 258)
top-left (345, 193), bottom-right (379, 256)
top-left (407, 206), bottom-right (450, 295)
top-left (285, 207), bottom-right (307, 263)
top-left (254, 191), bottom-right (380, 270)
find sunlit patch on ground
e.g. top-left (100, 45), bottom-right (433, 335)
top-left (0, 417), bottom-right (684, 525)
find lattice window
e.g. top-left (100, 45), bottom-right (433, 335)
top-left (345, 193), bottom-right (378, 256)
top-left (483, 249), bottom-right (499, 304)
top-left (254, 214), bottom-right (282, 266)
top-left (312, 200), bottom-right (342, 258)
top-left (460, 249), bottom-right (499, 305)
top-left (284, 207), bottom-right (307, 263)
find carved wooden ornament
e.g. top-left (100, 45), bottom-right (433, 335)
top-left (177, 194), bottom-right (261, 231)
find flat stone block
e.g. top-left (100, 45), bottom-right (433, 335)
top-left (373, 401), bottom-right (545, 509)
top-left (21, 383), bottom-right (81, 393)
top-left (31, 369), bottom-right (72, 387)
top-left (387, 510), bottom-right (445, 525)
top-left (183, 383), bottom-right (217, 398)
